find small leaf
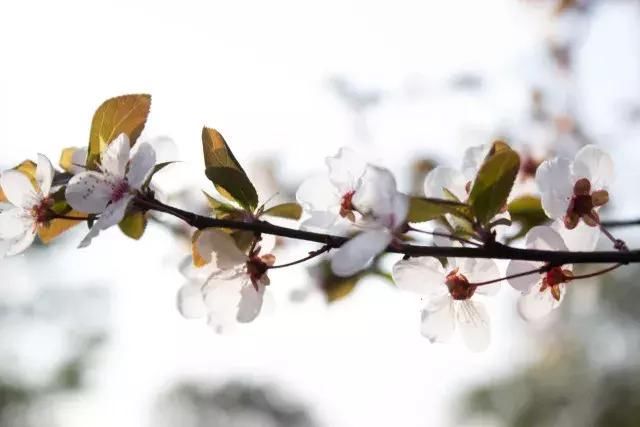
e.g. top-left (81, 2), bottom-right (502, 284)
top-left (59, 147), bottom-right (80, 173)
top-left (191, 229), bottom-right (207, 267)
top-left (143, 161), bottom-right (176, 188)
top-left (205, 166), bottom-right (259, 212)
top-left (407, 196), bottom-right (471, 223)
top-left (202, 127), bottom-right (246, 172)
top-left (119, 211), bottom-right (147, 240)
top-left (262, 203), bottom-right (303, 220)
top-left (468, 141), bottom-right (520, 225)
top-left (202, 191), bottom-right (241, 218)
top-left (507, 195), bottom-right (549, 241)
top-left (86, 94), bottom-right (151, 169)
top-left (38, 213), bottom-right (83, 244)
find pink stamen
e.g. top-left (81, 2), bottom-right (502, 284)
top-left (111, 180), bottom-right (130, 203)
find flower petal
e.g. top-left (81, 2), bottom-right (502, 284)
top-left (331, 228), bottom-right (392, 277)
top-left (461, 144), bottom-right (489, 182)
top-left (70, 147), bottom-right (88, 175)
top-left (423, 166), bottom-right (467, 201)
top-left (296, 174), bottom-right (341, 212)
top-left (5, 230), bottom-right (37, 256)
top-left (0, 170), bottom-right (37, 209)
top-left (535, 157), bottom-right (573, 219)
top-left (0, 208), bottom-right (31, 239)
top-left (392, 257), bottom-right (447, 297)
top-left (506, 259), bottom-right (542, 292)
top-left (236, 281), bottom-right (266, 323)
top-left (420, 295), bottom-right (456, 343)
top-left (352, 165), bottom-right (399, 218)
top-left (572, 144), bottom-right (614, 190)
top-left (65, 172), bottom-right (115, 214)
top-left (552, 220), bottom-right (599, 251)
top-left (300, 211), bottom-right (340, 232)
top-left (126, 142), bottom-right (156, 188)
top-left (176, 282), bottom-right (207, 319)
top-left (456, 299), bottom-right (490, 352)
top-left (525, 225), bottom-right (568, 251)
top-left (35, 154), bottom-right (54, 195)
top-left (203, 275), bottom-right (246, 325)
top-left (517, 285), bottom-right (565, 321)
top-left (100, 133), bottom-right (130, 177)
top-left (194, 229), bottom-right (247, 270)
top-left (77, 195), bottom-right (132, 248)
top-left (456, 258), bottom-right (500, 295)
top-left (325, 147), bottom-right (366, 195)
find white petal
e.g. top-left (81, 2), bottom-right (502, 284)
top-left (296, 174), bottom-right (341, 212)
top-left (392, 257), bottom-right (447, 297)
top-left (5, 230), bottom-right (37, 256)
top-left (506, 260), bottom-right (542, 292)
top-left (70, 147), bottom-right (88, 174)
top-left (195, 229), bottom-right (247, 270)
top-left (256, 233), bottom-right (276, 255)
top-left (423, 166), bottom-right (467, 201)
top-left (389, 192), bottom-right (409, 229)
top-left (35, 154), bottom-right (54, 195)
top-left (300, 211), bottom-right (339, 232)
top-left (100, 133), bottom-right (130, 177)
top-left (176, 282), bottom-right (207, 319)
top-left (146, 136), bottom-right (178, 164)
top-left (455, 300), bottom-right (490, 352)
top-left (331, 228), bottom-right (392, 277)
top-left (352, 165), bottom-right (399, 217)
top-left (535, 157), bottom-right (573, 219)
top-left (65, 172), bottom-right (115, 214)
top-left (517, 285), bottom-right (565, 321)
top-left (236, 281), bottom-right (266, 323)
top-left (525, 225), bottom-right (568, 251)
top-left (0, 208), bottom-right (31, 239)
top-left (420, 295), bottom-right (456, 343)
top-left (126, 142), bottom-right (156, 188)
top-left (0, 170), bottom-right (37, 209)
top-left (552, 220), bottom-right (599, 252)
top-left (77, 195), bottom-right (132, 248)
top-left (461, 144), bottom-right (489, 182)
top-left (325, 147), bottom-right (366, 195)
top-left (454, 257), bottom-right (501, 296)
top-left (203, 275), bottom-right (246, 324)
top-left (572, 144), bottom-right (614, 190)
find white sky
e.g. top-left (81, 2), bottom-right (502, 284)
top-left (1, 1), bottom-right (639, 426)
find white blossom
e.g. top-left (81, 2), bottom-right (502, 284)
top-left (392, 256), bottom-right (500, 351)
top-left (65, 133), bottom-right (156, 248)
top-left (0, 154), bottom-right (55, 255)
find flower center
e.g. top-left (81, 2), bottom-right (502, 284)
top-left (339, 190), bottom-right (356, 222)
top-left (520, 156), bottom-right (540, 180)
top-left (246, 254), bottom-right (275, 290)
top-left (445, 268), bottom-right (476, 300)
top-left (564, 178), bottom-right (609, 229)
top-left (540, 266), bottom-right (572, 302)
top-left (111, 180), bottom-right (130, 203)
top-left (30, 196), bottom-right (54, 226)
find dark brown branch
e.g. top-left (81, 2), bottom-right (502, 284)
top-left (135, 195), bottom-right (640, 265)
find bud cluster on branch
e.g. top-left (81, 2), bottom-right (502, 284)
top-left (0, 94), bottom-right (637, 351)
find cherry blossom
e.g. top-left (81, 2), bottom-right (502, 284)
top-left (330, 165), bottom-right (408, 277)
top-left (296, 147), bottom-right (366, 234)
top-left (535, 144), bottom-right (612, 238)
top-left (0, 154), bottom-right (55, 255)
top-left (505, 226), bottom-right (574, 320)
top-left (176, 229), bottom-right (275, 333)
top-left (65, 133), bottom-right (156, 247)
top-left (392, 256), bottom-right (500, 351)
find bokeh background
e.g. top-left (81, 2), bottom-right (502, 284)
top-left (1, 0), bottom-right (640, 426)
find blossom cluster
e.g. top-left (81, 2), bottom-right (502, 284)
top-left (0, 94), bottom-right (621, 351)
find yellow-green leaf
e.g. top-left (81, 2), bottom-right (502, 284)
top-left (205, 166), bottom-right (258, 212)
top-left (507, 195), bottom-right (549, 241)
top-left (468, 142), bottom-right (520, 225)
top-left (87, 94), bottom-right (151, 169)
top-left (201, 127), bottom-right (246, 172)
top-left (38, 213), bottom-right (83, 244)
top-left (202, 191), bottom-right (239, 218)
top-left (119, 211), bottom-right (147, 240)
top-left (407, 196), bottom-right (471, 223)
top-left (262, 203), bottom-right (303, 220)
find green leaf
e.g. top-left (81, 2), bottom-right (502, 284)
top-left (202, 191), bottom-right (240, 218)
top-left (262, 203), bottom-right (303, 220)
top-left (86, 94), bottom-right (151, 169)
top-left (507, 195), bottom-right (549, 241)
top-left (202, 127), bottom-right (247, 172)
top-left (143, 161), bottom-right (177, 188)
top-left (119, 211), bottom-right (147, 240)
top-left (205, 166), bottom-right (259, 212)
top-left (468, 142), bottom-right (520, 225)
top-left (407, 196), bottom-right (471, 223)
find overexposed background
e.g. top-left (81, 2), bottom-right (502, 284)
top-left (1, 1), bottom-right (640, 426)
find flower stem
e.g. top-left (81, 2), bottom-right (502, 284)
top-left (269, 245), bottom-right (332, 269)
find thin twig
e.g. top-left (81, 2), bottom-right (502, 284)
top-left (269, 245), bottom-right (331, 269)
top-left (470, 265), bottom-right (549, 287)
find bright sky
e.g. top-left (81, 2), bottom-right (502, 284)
top-left (1, 1), bottom-right (639, 426)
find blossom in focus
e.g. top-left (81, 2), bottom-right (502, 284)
top-left (392, 256), bottom-right (500, 351)
top-left (506, 226), bottom-right (574, 320)
top-left (176, 229), bottom-right (274, 333)
top-left (329, 164), bottom-right (408, 277)
top-left (535, 144), bottom-right (612, 232)
top-left (65, 133), bottom-right (156, 247)
top-left (0, 154), bottom-right (55, 255)
top-left (296, 147), bottom-right (367, 234)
